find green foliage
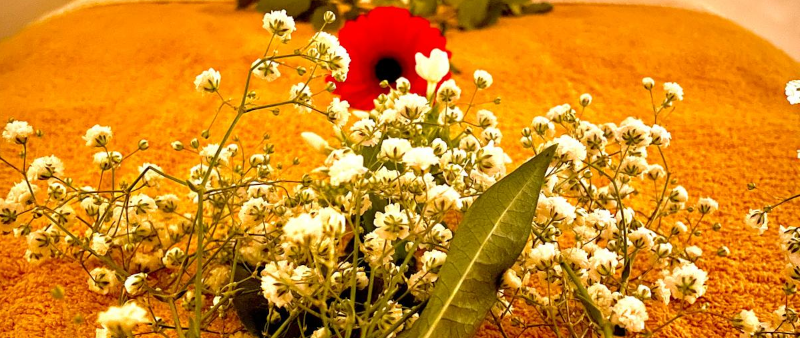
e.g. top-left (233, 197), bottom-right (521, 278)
top-left (256, 0), bottom-right (312, 17)
top-left (458, 0), bottom-right (553, 30)
top-left (401, 146), bottom-right (556, 338)
top-left (410, 0), bottom-right (439, 16)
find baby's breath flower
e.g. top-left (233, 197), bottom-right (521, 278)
top-left (290, 83), bottom-right (313, 113)
top-left (194, 68), bottom-right (220, 94)
top-left (93, 151), bottom-right (122, 171)
top-left (328, 153), bottom-right (367, 186)
top-left (262, 10), bottom-right (296, 39)
top-left (501, 269), bottom-right (522, 290)
top-left (437, 79), bottom-right (461, 103)
top-left (2, 120), bottom-right (34, 144)
top-left (588, 248), bottom-right (618, 281)
top-left (548, 135), bottom-right (587, 165)
top-left (531, 116), bottom-right (555, 138)
top-left (91, 233), bottom-right (110, 256)
top-left (83, 125), bottom-right (112, 147)
top-left (786, 80), bottom-right (800, 105)
top-left (663, 82), bottom-right (684, 101)
top-left (252, 59), bottom-right (280, 82)
top-left (734, 310), bottom-right (760, 336)
top-left (664, 263), bottom-right (707, 304)
top-left (546, 104), bottom-right (572, 123)
top-left (616, 117), bottom-right (651, 147)
top-left (473, 70), bottom-right (493, 90)
top-left (380, 138), bottom-right (412, 162)
top-left (477, 109), bottom-right (498, 128)
top-left (402, 147), bottom-right (439, 172)
top-left (611, 296), bottom-right (648, 333)
top-left (97, 302), bottom-right (149, 336)
top-left (326, 98), bottom-right (350, 127)
top-left (395, 93), bottom-right (430, 122)
top-left (649, 124), bottom-right (671, 147)
top-left (349, 119), bottom-right (381, 146)
top-left (698, 197), bottom-right (718, 214)
top-left (163, 247), bottom-right (186, 269)
top-left (124, 273), bottom-right (147, 296)
top-left (579, 93), bottom-right (592, 107)
top-left (745, 209), bottom-right (768, 234)
top-left (27, 155), bottom-right (64, 180)
top-left (421, 250), bottom-right (447, 272)
top-left (527, 242), bottom-right (560, 271)
top-left (642, 77), bottom-right (655, 90)
top-left (88, 267), bottom-right (118, 295)
top-left (138, 163), bottom-right (163, 187)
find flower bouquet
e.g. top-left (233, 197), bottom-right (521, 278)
top-left (3, 5), bottom-right (799, 338)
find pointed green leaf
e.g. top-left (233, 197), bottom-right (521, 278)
top-left (401, 146), bottom-right (556, 338)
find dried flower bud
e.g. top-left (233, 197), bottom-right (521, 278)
top-left (138, 139), bottom-right (149, 150)
top-left (642, 77), bottom-right (655, 90)
top-left (171, 141), bottom-right (184, 151)
top-left (323, 11), bottom-right (336, 24)
top-left (580, 93), bottom-right (592, 107)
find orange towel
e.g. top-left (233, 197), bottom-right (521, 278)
top-left (0, 3), bottom-right (798, 337)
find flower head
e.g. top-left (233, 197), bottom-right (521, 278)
top-left (332, 7), bottom-right (449, 109)
top-left (83, 125), bottom-right (112, 147)
top-left (415, 48), bottom-right (449, 84)
top-left (97, 302), bottom-right (149, 336)
top-left (3, 121), bottom-right (34, 144)
top-left (194, 68), bottom-right (220, 93)
top-left (611, 296), bottom-right (648, 332)
top-left (262, 10), bottom-right (296, 39)
top-left (786, 80), bottom-right (800, 105)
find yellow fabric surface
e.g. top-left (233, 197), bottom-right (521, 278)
top-left (0, 3), bottom-right (798, 337)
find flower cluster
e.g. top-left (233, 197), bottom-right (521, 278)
top-left (490, 78), bottom-right (722, 337)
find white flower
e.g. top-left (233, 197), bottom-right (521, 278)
top-left (477, 109), bottom-right (498, 128)
top-left (786, 80), bottom-right (800, 105)
top-left (437, 79), bottom-right (461, 103)
top-left (501, 269), bottom-right (522, 290)
top-left (88, 267), bottom-right (118, 295)
top-left (664, 263), bottom-right (707, 304)
top-left (548, 135), bottom-right (587, 164)
top-left (649, 124), bottom-right (671, 147)
top-left (91, 233), bottom-right (110, 256)
top-left (301, 132), bottom-right (330, 154)
top-left (329, 153), bottom-right (367, 186)
top-left (670, 186), bottom-right (689, 203)
top-left (629, 227), bottom-right (655, 249)
top-left (587, 283), bottom-right (613, 315)
top-left (403, 147), bottom-right (439, 172)
top-left (3, 121), bottom-right (34, 144)
top-left (380, 138), bottom-right (412, 161)
top-left (283, 213), bottom-right (323, 244)
top-left (663, 82), bottom-right (684, 101)
top-left (350, 119), bottom-right (381, 146)
top-left (312, 32), bottom-right (340, 55)
top-left (684, 245), bottom-right (703, 260)
top-left (698, 197), bottom-right (718, 214)
top-left (239, 197), bottom-right (271, 228)
top-left (252, 59), bottom-right (280, 81)
top-left (481, 127), bottom-right (502, 144)
top-left (735, 309), bottom-right (760, 335)
top-left (580, 93), bottom-right (592, 106)
top-left (290, 83), bottom-right (313, 113)
top-left (476, 142), bottom-right (510, 176)
top-left (745, 209), bottom-right (768, 234)
top-left (611, 296), bottom-right (648, 332)
top-left (473, 69), bottom-right (493, 89)
top-left (97, 302), bottom-right (149, 336)
top-left (93, 151), bottom-right (122, 170)
top-left (27, 155), bottom-right (64, 180)
top-left (616, 118), bottom-right (651, 147)
top-left (425, 184), bottom-right (461, 216)
top-left (124, 273), bottom-right (147, 296)
top-left (138, 163), bottom-right (163, 187)
top-left (374, 203), bottom-right (410, 241)
top-left (642, 77), bottom-right (655, 90)
top-left (83, 125), bottom-right (112, 147)
top-left (527, 242), bottom-right (560, 270)
top-left (438, 106), bottom-right (464, 125)
top-left (162, 247), bottom-right (186, 269)
top-left (326, 98), bottom-right (350, 127)
top-left (619, 156), bottom-right (648, 177)
top-left (531, 116), bottom-right (555, 138)
top-left (588, 248), bottom-right (618, 281)
top-left (262, 10), bottom-right (296, 39)
top-left (546, 104), bottom-right (572, 123)
top-left (395, 93), bottom-right (431, 122)
top-left (194, 68), bottom-right (220, 93)
top-left (653, 279), bottom-right (671, 305)
top-left (645, 164), bottom-right (665, 180)
top-left (562, 247), bottom-right (589, 269)
top-left (415, 48), bottom-right (449, 84)
top-left (421, 250), bottom-right (447, 271)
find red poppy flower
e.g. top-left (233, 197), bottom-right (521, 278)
top-left (333, 7), bottom-right (450, 110)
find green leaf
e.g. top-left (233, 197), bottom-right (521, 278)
top-left (456, 0), bottom-right (489, 30)
top-left (400, 146), bottom-right (556, 338)
top-left (522, 2), bottom-right (553, 14)
top-left (256, 0), bottom-right (312, 17)
top-left (410, 0), bottom-right (439, 16)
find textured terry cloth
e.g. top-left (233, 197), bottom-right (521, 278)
top-left (0, 3), bottom-right (799, 337)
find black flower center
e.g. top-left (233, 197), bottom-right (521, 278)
top-left (374, 58), bottom-right (403, 83)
